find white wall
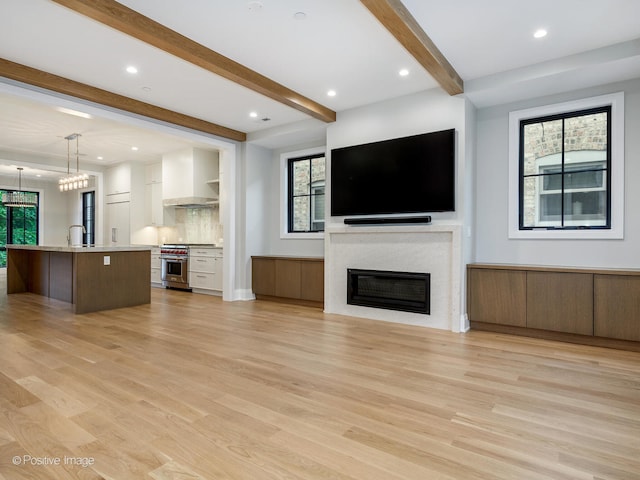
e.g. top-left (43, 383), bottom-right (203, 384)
top-left (474, 78), bottom-right (640, 268)
top-left (243, 142), bottom-right (272, 293)
top-left (327, 88), bottom-right (468, 227)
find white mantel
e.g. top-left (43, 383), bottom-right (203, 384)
top-left (324, 223), bottom-right (463, 332)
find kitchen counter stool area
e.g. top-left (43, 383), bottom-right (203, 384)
top-left (6, 245), bottom-right (151, 314)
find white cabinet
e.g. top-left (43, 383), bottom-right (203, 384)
top-left (189, 247), bottom-right (222, 294)
top-left (105, 200), bottom-right (130, 245)
top-left (105, 163), bottom-right (131, 195)
top-left (151, 247), bottom-right (162, 286)
top-left (145, 162), bottom-right (162, 185)
top-left (145, 163), bottom-right (172, 226)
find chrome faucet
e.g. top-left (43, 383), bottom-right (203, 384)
top-left (67, 224), bottom-right (86, 246)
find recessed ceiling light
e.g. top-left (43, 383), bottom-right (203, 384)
top-left (293, 11), bottom-right (306, 20)
top-left (97, 156), bottom-right (103, 160)
top-left (327, 89), bottom-right (337, 97)
top-left (249, 111), bottom-right (258, 118)
top-left (126, 65), bottom-right (138, 74)
top-left (56, 107), bottom-right (92, 119)
top-left (533, 29), bottom-right (547, 39)
top-left (399, 68), bottom-right (410, 77)
top-left (131, 146), bottom-right (138, 151)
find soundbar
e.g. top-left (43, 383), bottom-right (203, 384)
top-left (344, 215), bottom-right (432, 225)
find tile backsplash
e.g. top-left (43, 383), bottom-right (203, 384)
top-left (159, 207), bottom-right (223, 245)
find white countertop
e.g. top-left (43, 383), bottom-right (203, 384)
top-left (6, 244), bottom-right (153, 253)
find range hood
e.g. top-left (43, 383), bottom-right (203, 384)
top-left (162, 196), bottom-right (216, 208)
top-left (162, 147), bottom-right (219, 208)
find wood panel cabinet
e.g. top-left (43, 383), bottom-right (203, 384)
top-left (468, 268), bottom-right (526, 327)
top-left (252, 256), bottom-right (324, 307)
top-left (300, 260), bottom-right (325, 302)
top-left (252, 258), bottom-right (276, 296)
top-left (594, 274), bottom-right (640, 341)
top-left (526, 271), bottom-right (593, 335)
top-left (468, 264), bottom-right (640, 349)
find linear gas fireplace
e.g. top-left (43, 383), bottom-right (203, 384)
top-left (347, 269), bottom-right (430, 315)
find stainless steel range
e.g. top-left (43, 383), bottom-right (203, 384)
top-left (160, 244), bottom-right (190, 290)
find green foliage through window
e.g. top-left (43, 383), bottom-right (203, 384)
top-left (0, 189), bottom-right (39, 267)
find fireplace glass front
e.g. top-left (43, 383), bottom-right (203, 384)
top-left (347, 268), bottom-right (430, 314)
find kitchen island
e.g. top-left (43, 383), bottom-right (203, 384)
top-left (6, 245), bottom-right (151, 314)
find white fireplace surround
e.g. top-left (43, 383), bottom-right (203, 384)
top-left (325, 223), bottom-right (462, 331)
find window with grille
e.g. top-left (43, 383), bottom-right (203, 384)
top-left (287, 154), bottom-right (325, 233)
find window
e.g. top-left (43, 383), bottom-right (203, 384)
top-left (520, 107), bottom-right (610, 229)
top-left (287, 153), bottom-right (325, 233)
top-left (509, 93), bottom-right (624, 239)
top-left (0, 190), bottom-right (39, 267)
top-left (82, 191), bottom-right (95, 245)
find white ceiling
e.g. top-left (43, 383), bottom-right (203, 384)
top-left (0, 0), bottom-right (639, 180)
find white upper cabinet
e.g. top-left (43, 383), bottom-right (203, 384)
top-left (145, 162), bottom-right (162, 185)
top-left (105, 163), bottom-right (131, 195)
top-left (144, 162), bottom-right (173, 226)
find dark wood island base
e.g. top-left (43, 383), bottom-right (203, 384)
top-left (7, 246), bottom-right (151, 314)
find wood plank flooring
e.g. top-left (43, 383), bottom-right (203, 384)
top-left (0, 283), bottom-right (639, 479)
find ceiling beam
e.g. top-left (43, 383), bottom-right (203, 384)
top-left (50, 0), bottom-right (337, 124)
top-left (0, 58), bottom-right (247, 142)
top-left (360, 0), bottom-right (463, 95)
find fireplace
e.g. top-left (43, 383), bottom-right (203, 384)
top-left (347, 269), bottom-right (430, 314)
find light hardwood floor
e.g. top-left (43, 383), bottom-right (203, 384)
top-left (1, 283), bottom-right (639, 479)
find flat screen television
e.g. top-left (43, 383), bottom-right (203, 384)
top-left (330, 128), bottom-right (456, 217)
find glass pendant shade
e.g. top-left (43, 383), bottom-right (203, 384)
top-left (2, 167), bottom-right (37, 208)
top-left (59, 133), bottom-right (89, 192)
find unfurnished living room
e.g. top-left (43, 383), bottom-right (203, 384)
top-left (1, 1), bottom-right (639, 479)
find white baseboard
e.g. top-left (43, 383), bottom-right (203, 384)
top-left (230, 289), bottom-right (255, 301)
top-left (460, 313), bottom-right (470, 332)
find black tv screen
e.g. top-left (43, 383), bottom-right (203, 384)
top-left (330, 129), bottom-right (455, 217)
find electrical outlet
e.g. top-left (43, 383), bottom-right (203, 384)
top-left (104, 255), bottom-right (111, 266)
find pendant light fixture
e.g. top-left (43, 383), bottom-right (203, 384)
top-left (59, 133), bottom-right (89, 192)
top-left (1, 167), bottom-right (38, 208)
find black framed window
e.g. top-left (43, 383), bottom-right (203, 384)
top-left (288, 154), bottom-right (325, 233)
top-left (519, 106), bottom-right (611, 230)
top-left (0, 190), bottom-right (39, 267)
top-left (82, 191), bottom-right (95, 245)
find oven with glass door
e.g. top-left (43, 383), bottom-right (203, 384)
top-left (160, 245), bottom-right (190, 290)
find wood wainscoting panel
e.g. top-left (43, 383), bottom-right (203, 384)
top-left (251, 257), bottom-right (276, 297)
top-left (526, 271), bottom-right (593, 335)
top-left (594, 274), bottom-right (640, 341)
top-left (28, 250), bottom-right (50, 297)
top-left (252, 256), bottom-right (324, 307)
top-left (300, 260), bottom-right (324, 302)
top-left (467, 267), bottom-right (527, 327)
top-left (73, 251), bottom-right (150, 314)
top-left (49, 252), bottom-right (73, 303)
top-left (274, 259), bottom-right (301, 299)
top-left (6, 248), bottom-right (29, 294)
